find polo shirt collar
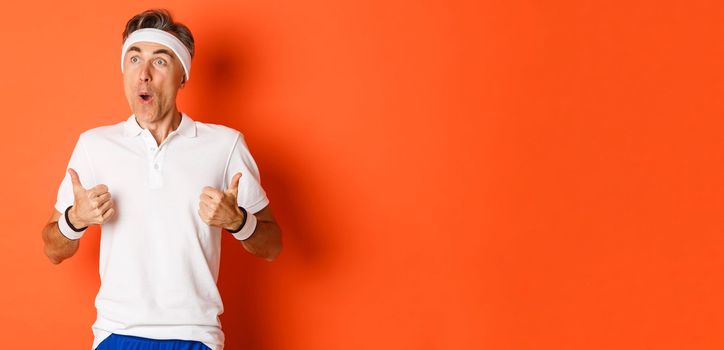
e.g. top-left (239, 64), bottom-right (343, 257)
top-left (123, 113), bottom-right (197, 138)
top-left (176, 113), bottom-right (197, 137)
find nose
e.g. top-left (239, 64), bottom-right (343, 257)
top-left (138, 62), bottom-right (151, 82)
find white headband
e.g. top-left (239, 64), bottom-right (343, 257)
top-left (121, 28), bottom-right (191, 81)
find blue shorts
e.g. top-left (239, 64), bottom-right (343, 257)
top-left (96, 333), bottom-right (211, 350)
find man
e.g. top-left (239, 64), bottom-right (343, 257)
top-left (40, 9), bottom-right (282, 350)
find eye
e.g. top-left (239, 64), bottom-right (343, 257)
top-left (130, 56), bottom-right (139, 63)
top-left (155, 58), bottom-right (166, 65)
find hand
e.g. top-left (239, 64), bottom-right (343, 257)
top-left (67, 168), bottom-right (115, 227)
top-left (198, 172), bottom-right (245, 230)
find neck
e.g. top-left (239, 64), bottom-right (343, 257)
top-left (136, 108), bottom-right (182, 146)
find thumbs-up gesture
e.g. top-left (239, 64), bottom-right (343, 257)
top-left (67, 168), bottom-right (115, 228)
top-left (198, 172), bottom-right (245, 230)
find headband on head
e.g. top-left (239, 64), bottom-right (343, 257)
top-left (121, 28), bottom-right (191, 81)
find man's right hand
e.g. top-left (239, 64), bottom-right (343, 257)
top-left (67, 168), bottom-right (115, 228)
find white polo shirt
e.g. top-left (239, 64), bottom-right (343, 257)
top-left (54, 113), bottom-right (270, 350)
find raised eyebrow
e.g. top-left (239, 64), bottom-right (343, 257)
top-left (125, 46), bottom-right (173, 59)
top-left (152, 49), bottom-right (174, 58)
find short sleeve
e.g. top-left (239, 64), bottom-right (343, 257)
top-left (54, 134), bottom-right (96, 214)
top-left (224, 133), bottom-right (269, 214)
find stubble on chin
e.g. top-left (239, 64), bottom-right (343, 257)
top-left (132, 103), bottom-right (158, 122)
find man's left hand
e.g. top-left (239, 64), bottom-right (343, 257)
top-left (198, 172), bottom-right (245, 230)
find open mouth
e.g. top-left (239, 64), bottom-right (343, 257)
top-left (138, 91), bottom-right (153, 102)
top-left (138, 93), bottom-right (153, 103)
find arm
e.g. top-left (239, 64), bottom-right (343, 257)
top-left (217, 133), bottom-right (280, 260)
top-left (199, 173), bottom-right (282, 262)
top-left (43, 168), bottom-right (115, 265)
top-left (41, 210), bottom-right (80, 265)
top-left (236, 205), bottom-right (282, 261)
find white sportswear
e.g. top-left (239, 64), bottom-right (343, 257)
top-left (54, 113), bottom-right (269, 349)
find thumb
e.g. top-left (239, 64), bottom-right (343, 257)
top-left (68, 168), bottom-right (84, 191)
top-left (227, 172), bottom-right (242, 197)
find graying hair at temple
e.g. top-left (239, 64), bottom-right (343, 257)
top-left (122, 8), bottom-right (195, 59)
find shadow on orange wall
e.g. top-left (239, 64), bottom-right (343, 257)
top-left (189, 23), bottom-right (328, 349)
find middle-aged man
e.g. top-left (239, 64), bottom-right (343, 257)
top-left (40, 9), bottom-right (282, 350)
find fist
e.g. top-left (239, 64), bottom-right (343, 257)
top-left (68, 168), bottom-right (115, 227)
top-left (198, 172), bottom-right (244, 230)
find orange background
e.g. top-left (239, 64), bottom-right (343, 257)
top-left (0, 0), bottom-right (721, 349)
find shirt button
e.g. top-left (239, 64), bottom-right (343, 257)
top-left (149, 147), bottom-right (154, 151)
top-left (154, 163), bottom-right (159, 170)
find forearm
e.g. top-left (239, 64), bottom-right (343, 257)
top-left (241, 219), bottom-right (282, 261)
top-left (205, 196), bottom-right (282, 261)
top-left (42, 221), bottom-right (80, 264)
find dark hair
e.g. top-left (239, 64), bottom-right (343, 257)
top-left (122, 9), bottom-right (195, 59)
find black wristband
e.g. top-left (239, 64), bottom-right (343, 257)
top-left (64, 205), bottom-right (88, 232)
top-left (226, 206), bottom-right (248, 233)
